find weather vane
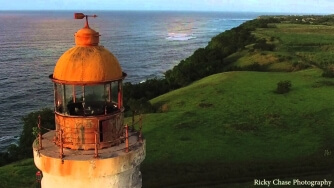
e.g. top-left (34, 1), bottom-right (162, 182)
top-left (74, 13), bottom-right (97, 28)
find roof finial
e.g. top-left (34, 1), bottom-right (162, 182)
top-left (74, 13), bottom-right (100, 46)
top-left (74, 13), bottom-right (97, 28)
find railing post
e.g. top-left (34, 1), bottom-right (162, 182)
top-left (138, 115), bottom-right (143, 143)
top-left (35, 171), bottom-right (42, 188)
top-left (125, 124), bottom-right (129, 153)
top-left (38, 115), bottom-right (42, 150)
top-left (59, 129), bottom-right (63, 159)
top-left (94, 131), bottom-right (99, 158)
top-left (131, 113), bottom-right (135, 131)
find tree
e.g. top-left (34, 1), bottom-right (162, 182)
top-left (19, 108), bottom-right (55, 157)
top-left (0, 108), bottom-right (55, 166)
top-left (127, 98), bottom-right (152, 130)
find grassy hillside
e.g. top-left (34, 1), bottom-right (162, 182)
top-left (141, 69), bottom-right (334, 187)
top-left (149, 69), bottom-right (334, 163)
top-left (226, 21), bottom-right (334, 72)
top-left (0, 158), bottom-right (38, 188)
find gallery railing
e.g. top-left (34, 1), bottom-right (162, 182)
top-left (34, 114), bottom-right (143, 159)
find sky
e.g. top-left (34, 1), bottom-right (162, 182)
top-left (1, 0), bottom-right (334, 14)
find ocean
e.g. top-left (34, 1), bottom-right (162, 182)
top-left (0, 10), bottom-right (260, 152)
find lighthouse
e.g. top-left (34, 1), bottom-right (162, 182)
top-left (33, 13), bottom-right (146, 188)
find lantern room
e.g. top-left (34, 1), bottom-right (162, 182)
top-left (48, 13), bottom-right (127, 150)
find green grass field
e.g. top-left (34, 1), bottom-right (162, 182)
top-left (2, 17), bottom-right (334, 187)
top-left (141, 69), bottom-right (334, 187)
top-left (227, 22), bottom-right (334, 72)
top-left (0, 158), bottom-right (38, 188)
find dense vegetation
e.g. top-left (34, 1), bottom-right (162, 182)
top-left (2, 14), bottom-right (334, 187)
top-left (0, 109), bottom-right (54, 166)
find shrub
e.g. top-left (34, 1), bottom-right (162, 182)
top-left (276, 80), bottom-right (292, 94)
top-left (290, 61), bottom-right (311, 71)
top-left (245, 62), bottom-right (267, 71)
top-left (322, 66), bottom-right (334, 78)
top-left (253, 38), bottom-right (275, 51)
top-left (155, 103), bottom-right (169, 113)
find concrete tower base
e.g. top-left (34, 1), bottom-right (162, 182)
top-left (33, 131), bottom-right (145, 188)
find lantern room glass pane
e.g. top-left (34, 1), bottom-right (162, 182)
top-left (65, 85), bottom-right (83, 115)
top-left (74, 86), bottom-right (84, 103)
top-left (64, 85), bottom-right (73, 114)
top-left (105, 83), bottom-right (111, 102)
top-left (111, 82), bottom-right (118, 103)
top-left (55, 83), bottom-right (64, 113)
top-left (85, 85), bottom-right (106, 102)
top-left (83, 85), bottom-right (107, 115)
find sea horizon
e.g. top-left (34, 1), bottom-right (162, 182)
top-left (0, 10), bottom-right (258, 151)
top-left (0, 9), bottom-right (329, 15)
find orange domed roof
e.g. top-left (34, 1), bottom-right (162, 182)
top-left (52, 14), bottom-right (124, 84)
top-left (53, 46), bottom-right (123, 83)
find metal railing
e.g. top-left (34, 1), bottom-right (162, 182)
top-left (35, 114), bottom-right (143, 160)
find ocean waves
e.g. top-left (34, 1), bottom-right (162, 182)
top-left (166, 32), bottom-right (196, 41)
top-left (0, 11), bottom-right (259, 152)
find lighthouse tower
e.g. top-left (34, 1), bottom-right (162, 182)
top-left (33, 13), bottom-right (145, 188)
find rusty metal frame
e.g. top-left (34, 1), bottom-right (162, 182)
top-left (94, 131), bottom-right (99, 158)
top-left (59, 129), bottom-right (63, 159)
top-left (53, 83), bottom-right (57, 111)
top-left (38, 115), bottom-right (42, 150)
top-left (125, 124), bottom-right (129, 153)
top-left (72, 85), bottom-right (76, 103)
top-left (49, 72), bottom-right (127, 85)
